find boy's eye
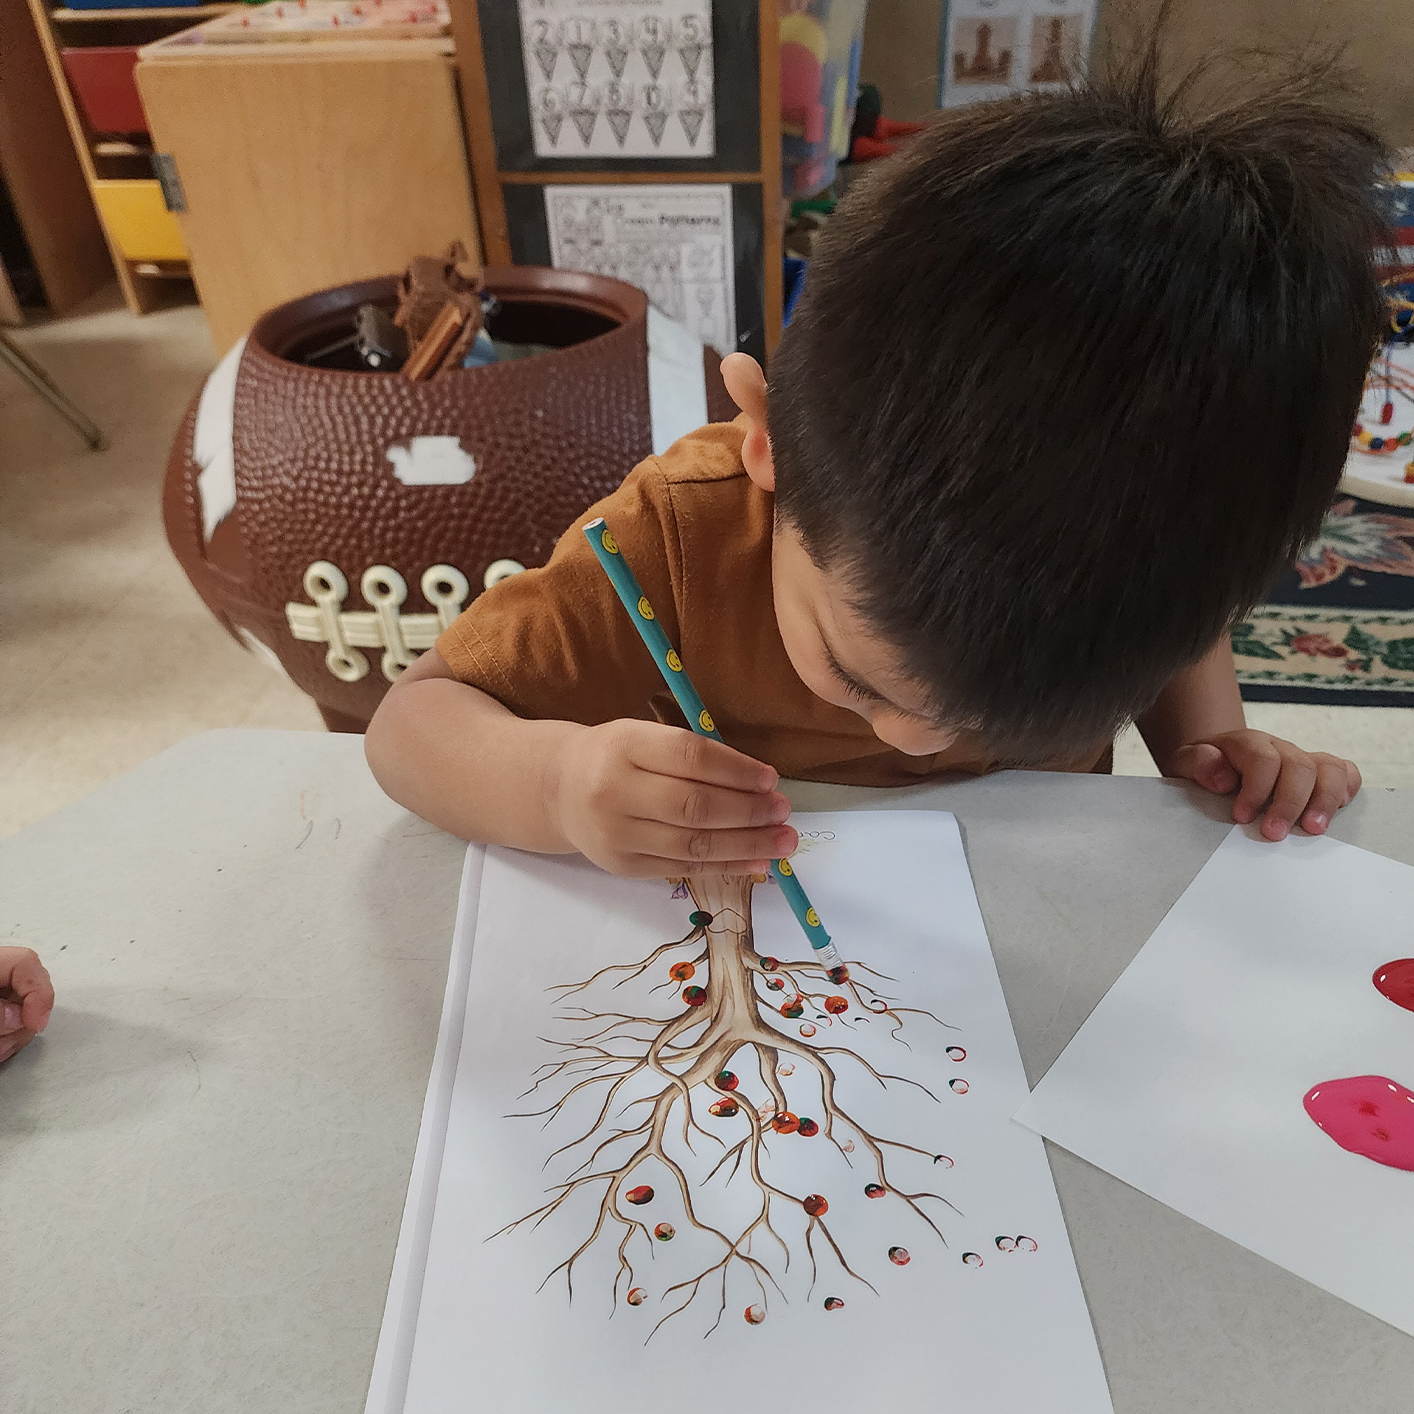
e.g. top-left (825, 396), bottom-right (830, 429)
top-left (837, 674), bottom-right (876, 704)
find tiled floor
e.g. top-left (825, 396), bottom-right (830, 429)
top-left (3, 289), bottom-right (1412, 838)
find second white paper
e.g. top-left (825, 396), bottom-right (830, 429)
top-left (1016, 826), bottom-right (1414, 1335)
top-left (401, 812), bottom-right (1111, 1413)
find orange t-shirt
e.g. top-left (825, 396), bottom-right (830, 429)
top-left (436, 421), bottom-right (1109, 786)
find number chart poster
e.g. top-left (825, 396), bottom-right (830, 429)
top-left (519, 0), bottom-right (714, 158)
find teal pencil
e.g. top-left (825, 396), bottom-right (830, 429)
top-left (583, 516), bottom-right (840, 966)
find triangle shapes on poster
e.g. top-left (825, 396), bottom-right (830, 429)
top-left (571, 109), bottom-right (598, 145)
top-left (605, 45), bottom-right (629, 78)
top-left (606, 110), bottom-right (632, 146)
top-left (643, 109), bottom-right (668, 146)
top-left (539, 113), bottom-right (563, 148)
top-left (566, 43), bottom-right (593, 80)
top-left (679, 108), bottom-right (705, 146)
top-left (640, 42), bottom-right (666, 79)
top-left (532, 41), bottom-right (558, 82)
top-left (678, 42), bottom-right (704, 79)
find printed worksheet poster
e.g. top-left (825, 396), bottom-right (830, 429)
top-left (519, 0), bottom-right (714, 158)
top-left (939, 0), bottom-right (1098, 108)
top-left (545, 183), bottom-right (735, 354)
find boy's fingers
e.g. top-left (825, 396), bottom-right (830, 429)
top-left (0, 949), bottom-right (54, 1034)
top-left (1, 1002), bottom-right (23, 1033)
top-left (1166, 742), bottom-right (1240, 794)
top-left (624, 820), bottom-right (798, 867)
top-left (1345, 759), bottom-right (1363, 805)
top-left (0, 1030), bottom-right (34, 1064)
top-left (1299, 756), bottom-right (1359, 835)
top-left (1261, 751), bottom-right (1316, 840)
top-left (637, 774), bottom-right (791, 832)
top-left (1229, 741), bottom-right (1282, 824)
top-left (627, 726), bottom-right (778, 793)
top-left (616, 855), bottom-right (771, 880)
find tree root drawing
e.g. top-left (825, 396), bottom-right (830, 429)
top-left (492, 874), bottom-right (957, 1337)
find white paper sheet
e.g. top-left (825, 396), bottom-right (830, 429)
top-left (939, 1), bottom-right (1099, 109)
top-left (519, 0), bottom-right (714, 158)
top-left (1015, 826), bottom-right (1414, 1335)
top-left (545, 183), bottom-right (735, 354)
top-left (399, 813), bottom-right (1112, 1414)
top-left (364, 847), bottom-right (486, 1414)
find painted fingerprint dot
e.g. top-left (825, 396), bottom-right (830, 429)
top-left (654, 1223), bottom-right (675, 1242)
top-left (765, 977), bottom-right (785, 992)
top-left (802, 1193), bottom-right (829, 1217)
top-left (864, 1183), bottom-right (886, 1199)
top-left (824, 1296), bottom-right (845, 1312)
top-left (744, 1305), bottom-right (767, 1325)
top-left (799, 1022), bottom-right (818, 1038)
top-left (869, 999), bottom-right (889, 1014)
top-left (689, 910), bottom-right (712, 927)
top-left (708, 1096), bottom-right (739, 1118)
top-left (946, 1046), bottom-right (967, 1062)
top-left (624, 1185), bottom-right (654, 1206)
top-left (669, 961), bottom-right (695, 982)
top-left (759, 956), bottom-right (779, 972)
top-left (797, 1117), bottom-right (820, 1137)
top-left (932, 1154), bottom-right (953, 1168)
top-left (949, 1078), bottom-right (970, 1094)
top-left (682, 985), bottom-right (706, 1007)
top-left (828, 965), bottom-right (850, 985)
top-left (1373, 958), bottom-right (1414, 1014)
top-left (1016, 1236), bottom-right (1038, 1252)
top-left (995, 1236), bottom-right (1016, 1252)
top-left (1303, 1075), bottom-right (1414, 1171)
top-left (888, 1247), bottom-right (911, 1267)
top-left (962, 1252), bottom-right (984, 1268)
top-left (840, 1138), bottom-right (855, 1152)
top-left (777, 1061), bottom-right (795, 1077)
top-left (772, 1112), bottom-right (800, 1134)
top-left (781, 1000), bottom-right (805, 1020)
top-left (626, 1287), bottom-right (647, 1306)
top-left (715, 1070), bottom-right (739, 1091)
top-left (824, 996), bottom-right (849, 1015)
top-left (757, 1102), bottom-right (776, 1121)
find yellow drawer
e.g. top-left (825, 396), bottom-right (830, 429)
top-left (92, 180), bottom-right (187, 262)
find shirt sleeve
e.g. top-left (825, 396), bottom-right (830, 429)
top-left (434, 457), bottom-right (686, 727)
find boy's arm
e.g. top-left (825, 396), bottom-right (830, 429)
top-left (1136, 639), bottom-right (1359, 838)
top-left (365, 648), bottom-right (797, 875)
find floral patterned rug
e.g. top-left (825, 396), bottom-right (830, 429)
top-left (1233, 496), bottom-right (1414, 707)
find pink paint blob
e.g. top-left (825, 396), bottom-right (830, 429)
top-left (1373, 958), bottom-right (1414, 1014)
top-left (1303, 1075), bottom-right (1414, 1171)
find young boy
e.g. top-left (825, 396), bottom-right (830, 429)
top-left (366, 58), bottom-right (1389, 878)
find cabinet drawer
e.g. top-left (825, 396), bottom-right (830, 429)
top-left (61, 47), bottom-right (147, 135)
top-left (92, 180), bottom-right (187, 261)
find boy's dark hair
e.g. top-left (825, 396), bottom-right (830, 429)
top-left (769, 44), bottom-right (1393, 759)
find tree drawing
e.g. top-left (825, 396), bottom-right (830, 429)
top-left (492, 873), bottom-right (960, 1337)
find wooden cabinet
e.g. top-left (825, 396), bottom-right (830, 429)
top-left (135, 47), bottom-right (481, 354)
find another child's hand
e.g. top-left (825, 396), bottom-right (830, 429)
top-left (555, 720), bottom-right (797, 878)
top-left (0, 946), bottom-right (55, 1064)
top-left (1163, 730), bottom-right (1361, 840)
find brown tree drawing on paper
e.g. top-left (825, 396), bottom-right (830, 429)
top-left (492, 874), bottom-right (959, 1337)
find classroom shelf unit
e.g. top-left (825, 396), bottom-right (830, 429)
top-left (23, 0), bottom-right (234, 317)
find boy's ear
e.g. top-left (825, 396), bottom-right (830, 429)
top-left (721, 353), bottom-right (775, 492)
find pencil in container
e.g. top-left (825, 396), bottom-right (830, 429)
top-left (583, 516), bottom-right (840, 965)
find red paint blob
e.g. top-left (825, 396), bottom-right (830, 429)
top-left (771, 1112), bottom-right (800, 1134)
top-left (824, 995), bottom-right (849, 1014)
top-left (796, 1117), bottom-right (819, 1137)
top-left (682, 985), bottom-right (706, 1007)
top-left (625, 1185), bottom-right (655, 1205)
top-left (1303, 1075), bottom-right (1414, 1171)
top-left (669, 961), bottom-right (695, 982)
top-left (1373, 958), bottom-right (1414, 1014)
top-left (802, 1193), bottom-right (828, 1216)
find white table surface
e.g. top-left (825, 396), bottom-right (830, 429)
top-left (2, 729), bottom-right (1412, 1414)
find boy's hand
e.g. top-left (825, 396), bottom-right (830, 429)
top-left (0, 947), bottom-right (54, 1064)
top-left (1163, 730), bottom-right (1360, 840)
top-left (555, 720), bottom-right (797, 878)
